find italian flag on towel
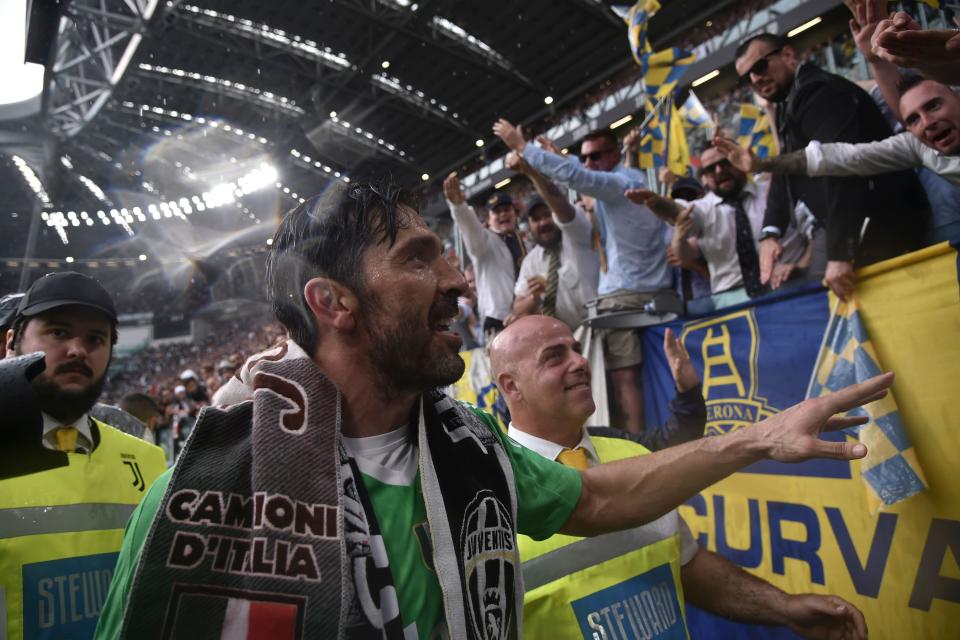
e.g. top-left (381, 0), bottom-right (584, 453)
top-left (219, 598), bottom-right (299, 640)
top-left (166, 591), bottom-right (302, 639)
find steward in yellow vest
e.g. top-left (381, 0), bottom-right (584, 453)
top-left (491, 316), bottom-right (870, 640)
top-left (516, 431), bottom-right (694, 639)
top-left (1, 272), bottom-right (167, 640)
top-left (0, 418), bottom-right (166, 640)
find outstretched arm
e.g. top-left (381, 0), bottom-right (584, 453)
top-left (681, 549), bottom-right (868, 639)
top-left (506, 151), bottom-right (577, 223)
top-left (561, 372), bottom-right (893, 536)
top-left (493, 118), bottom-right (636, 201)
top-left (444, 172), bottom-right (496, 260)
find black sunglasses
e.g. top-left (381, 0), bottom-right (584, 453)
top-left (581, 148), bottom-right (616, 162)
top-left (700, 158), bottom-right (732, 175)
top-left (738, 47), bottom-right (783, 85)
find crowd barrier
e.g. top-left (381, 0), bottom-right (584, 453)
top-left (452, 241), bottom-right (959, 638)
top-left (641, 241), bottom-right (960, 638)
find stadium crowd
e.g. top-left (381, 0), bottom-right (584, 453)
top-left (2, 0), bottom-right (957, 638)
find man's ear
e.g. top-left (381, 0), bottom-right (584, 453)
top-left (303, 277), bottom-right (359, 332)
top-left (496, 370), bottom-right (522, 403)
top-left (5, 327), bottom-right (15, 357)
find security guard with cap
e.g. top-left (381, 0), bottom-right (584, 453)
top-left (1, 272), bottom-right (166, 640)
top-left (491, 315), bottom-right (869, 640)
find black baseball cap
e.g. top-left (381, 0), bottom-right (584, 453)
top-left (526, 195), bottom-right (551, 217)
top-left (17, 272), bottom-right (118, 324)
top-left (487, 193), bottom-right (514, 210)
top-left (670, 177), bottom-right (705, 201)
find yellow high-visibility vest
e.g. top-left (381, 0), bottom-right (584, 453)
top-left (0, 418), bottom-right (166, 640)
top-left (518, 434), bottom-right (689, 639)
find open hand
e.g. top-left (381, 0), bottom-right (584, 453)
top-left (624, 189), bottom-right (682, 223)
top-left (443, 172), bottom-right (465, 205)
top-left (770, 261), bottom-right (797, 290)
top-left (664, 328), bottom-right (699, 393)
top-left (535, 135), bottom-right (562, 155)
top-left (713, 135), bottom-right (759, 173)
top-left (845, 0), bottom-right (889, 61)
top-left (493, 118), bottom-right (527, 152)
top-left (759, 237), bottom-right (784, 285)
top-left (782, 594), bottom-right (868, 640)
top-left (756, 372), bottom-right (893, 463)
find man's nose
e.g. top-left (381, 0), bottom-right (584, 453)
top-left (64, 337), bottom-right (89, 358)
top-left (438, 257), bottom-right (467, 297)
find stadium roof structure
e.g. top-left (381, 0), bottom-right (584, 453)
top-left (0, 0), bottom-right (741, 273)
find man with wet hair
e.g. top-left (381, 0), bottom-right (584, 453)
top-left (97, 181), bottom-right (891, 640)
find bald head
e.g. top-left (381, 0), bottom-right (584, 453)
top-left (491, 315), bottom-right (594, 441)
top-left (490, 315), bottom-right (568, 379)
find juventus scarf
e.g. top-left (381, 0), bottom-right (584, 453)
top-left (118, 342), bottom-right (522, 639)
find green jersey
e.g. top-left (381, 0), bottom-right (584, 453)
top-left (94, 405), bottom-right (581, 639)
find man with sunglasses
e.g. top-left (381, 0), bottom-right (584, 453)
top-left (494, 119), bottom-right (674, 435)
top-left (627, 146), bottom-right (813, 309)
top-left (735, 33), bottom-right (928, 300)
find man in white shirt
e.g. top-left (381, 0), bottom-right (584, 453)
top-left (444, 174), bottom-right (526, 343)
top-left (506, 152), bottom-right (600, 330)
top-left (489, 315), bottom-right (868, 640)
top-left (714, 76), bottom-right (960, 190)
top-left (628, 146), bottom-right (812, 308)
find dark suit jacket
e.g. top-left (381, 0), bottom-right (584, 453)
top-left (588, 384), bottom-right (706, 452)
top-left (764, 63), bottom-right (929, 264)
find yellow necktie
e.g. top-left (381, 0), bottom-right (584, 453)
top-left (54, 427), bottom-right (79, 453)
top-left (557, 447), bottom-right (589, 471)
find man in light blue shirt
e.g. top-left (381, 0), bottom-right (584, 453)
top-left (494, 119), bottom-right (674, 434)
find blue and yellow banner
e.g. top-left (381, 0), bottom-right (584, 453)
top-left (679, 90), bottom-right (712, 131)
top-left (640, 242), bottom-right (960, 637)
top-left (737, 103), bottom-right (778, 159)
top-left (642, 48), bottom-right (697, 100)
top-left (624, 0), bottom-right (661, 65)
top-left (809, 297), bottom-right (927, 511)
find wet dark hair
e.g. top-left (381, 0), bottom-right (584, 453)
top-left (735, 33), bottom-right (788, 60)
top-left (265, 180), bottom-right (417, 355)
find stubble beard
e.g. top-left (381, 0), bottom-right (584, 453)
top-left (363, 297), bottom-right (465, 399)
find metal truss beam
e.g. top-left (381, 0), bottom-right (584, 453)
top-left (43, 0), bottom-right (164, 138)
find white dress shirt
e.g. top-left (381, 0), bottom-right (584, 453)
top-left (41, 411), bottom-right (94, 453)
top-left (515, 206), bottom-right (600, 329)
top-left (806, 133), bottom-right (960, 188)
top-left (685, 179), bottom-right (811, 294)
top-left (447, 200), bottom-right (518, 323)
top-left (507, 422), bottom-right (698, 565)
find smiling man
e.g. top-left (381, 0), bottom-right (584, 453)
top-left (492, 316), bottom-right (868, 640)
top-left (1, 272), bottom-right (166, 640)
top-left (95, 182), bottom-right (892, 640)
top-left (444, 174), bottom-right (526, 344)
top-left (716, 74), bottom-right (960, 190)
